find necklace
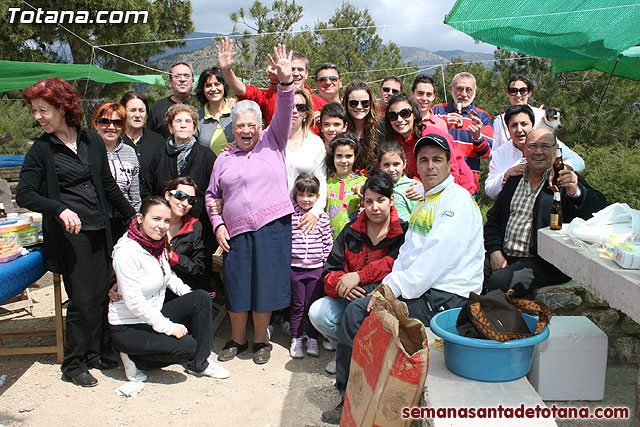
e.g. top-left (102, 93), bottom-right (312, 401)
top-left (56, 129), bottom-right (77, 153)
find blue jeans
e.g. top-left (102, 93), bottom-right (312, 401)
top-left (308, 296), bottom-right (350, 346)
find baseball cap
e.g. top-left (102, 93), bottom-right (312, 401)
top-left (414, 133), bottom-right (450, 157)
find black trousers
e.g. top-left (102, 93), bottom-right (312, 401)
top-left (60, 229), bottom-right (110, 377)
top-left (483, 253), bottom-right (569, 297)
top-left (109, 289), bottom-right (213, 373)
top-left (335, 288), bottom-right (467, 394)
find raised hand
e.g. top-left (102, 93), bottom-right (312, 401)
top-left (216, 37), bottom-right (236, 71)
top-left (266, 43), bottom-right (292, 86)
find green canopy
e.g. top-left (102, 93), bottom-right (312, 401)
top-left (445, 0), bottom-right (640, 78)
top-left (0, 60), bottom-right (166, 92)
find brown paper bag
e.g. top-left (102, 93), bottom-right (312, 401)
top-left (341, 284), bottom-right (429, 427)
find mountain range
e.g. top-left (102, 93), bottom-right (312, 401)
top-left (152, 32), bottom-right (495, 73)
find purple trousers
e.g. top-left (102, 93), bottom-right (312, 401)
top-left (290, 266), bottom-right (324, 339)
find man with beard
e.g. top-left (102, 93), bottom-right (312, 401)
top-left (432, 72), bottom-right (493, 192)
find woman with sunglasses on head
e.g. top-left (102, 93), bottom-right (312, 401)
top-left (17, 78), bottom-right (136, 387)
top-left (144, 103), bottom-right (216, 248)
top-left (384, 93), bottom-right (477, 193)
top-left (92, 102), bottom-right (141, 242)
top-left (194, 67), bottom-right (234, 156)
top-left (119, 92), bottom-right (165, 192)
top-left (342, 81), bottom-right (380, 170)
top-left (286, 88), bottom-right (327, 233)
top-left (162, 177), bottom-right (207, 291)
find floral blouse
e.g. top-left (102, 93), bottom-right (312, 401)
top-left (326, 171), bottom-right (366, 239)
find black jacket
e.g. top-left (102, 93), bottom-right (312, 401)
top-left (169, 215), bottom-right (208, 290)
top-left (16, 128), bottom-right (136, 273)
top-left (122, 127), bottom-right (165, 192)
top-left (484, 172), bottom-right (607, 257)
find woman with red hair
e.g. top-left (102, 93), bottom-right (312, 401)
top-left (16, 78), bottom-right (136, 388)
top-left (92, 101), bottom-right (141, 242)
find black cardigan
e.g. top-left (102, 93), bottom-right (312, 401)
top-left (16, 128), bottom-right (136, 273)
top-left (484, 172), bottom-right (607, 257)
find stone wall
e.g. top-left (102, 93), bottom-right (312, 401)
top-left (534, 281), bottom-right (640, 365)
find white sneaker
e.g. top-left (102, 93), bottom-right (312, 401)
top-left (120, 352), bottom-right (147, 382)
top-left (326, 355), bottom-right (337, 374)
top-left (306, 338), bottom-right (320, 357)
top-left (189, 358), bottom-right (230, 379)
top-left (323, 337), bottom-right (336, 351)
top-left (290, 338), bottom-right (304, 358)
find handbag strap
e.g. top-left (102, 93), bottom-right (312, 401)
top-left (505, 293), bottom-right (552, 336)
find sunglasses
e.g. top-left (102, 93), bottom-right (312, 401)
top-left (348, 99), bottom-right (371, 108)
top-left (98, 117), bottom-right (124, 127)
top-left (509, 87), bottom-right (529, 96)
top-left (381, 86), bottom-right (401, 95)
top-left (387, 108), bottom-right (413, 122)
top-left (317, 76), bottom-right (339, 83)
top-left (169, 189), bottom-right (197, 205)
top-left (294, 103), bottom-right (309, 112)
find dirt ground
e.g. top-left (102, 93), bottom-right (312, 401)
top-left (0, 273), bottom-right (637, 427)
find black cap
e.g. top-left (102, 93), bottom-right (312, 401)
top-left (414, 133), bottom-right (450, 157)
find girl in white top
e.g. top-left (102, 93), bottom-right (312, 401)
top-left (108, 196), bottom-right (229, 381)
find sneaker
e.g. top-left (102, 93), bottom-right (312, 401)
top-left (120, 352), bottom-right (147, 382)
top-left (289, 338), bottom-right (304, 358)
top-left (323, 337), bottom-right (336, 351)
top-left (325, 355), bottom-right (337, 374)
top-left (321, 398), bottom-right (344, 424)
top-left (188, 358), bottom-right (230, 379)
top-left (306, 338), bottom-right (319, 357)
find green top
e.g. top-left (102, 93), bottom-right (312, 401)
top-left (393, 175), bottom-right (420, 222)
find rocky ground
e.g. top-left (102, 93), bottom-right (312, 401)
top-left (0, 273), bottom-right (637, 426)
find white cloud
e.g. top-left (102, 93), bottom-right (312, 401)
top-left (190, 0), bottom-right (496, 53)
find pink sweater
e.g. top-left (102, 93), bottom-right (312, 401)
top-left (206, 87), bottom-right (294, 237)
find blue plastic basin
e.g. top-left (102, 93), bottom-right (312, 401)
top-left (430, 308), bottom-right (549, 382)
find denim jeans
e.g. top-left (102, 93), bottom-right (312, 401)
top-left (308, 296), bottom-right (350, 347)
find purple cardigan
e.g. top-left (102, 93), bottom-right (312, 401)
top-left (206, 87), bottom-right (294, 238)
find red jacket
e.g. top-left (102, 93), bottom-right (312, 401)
top-left (240, 83), bottom-right (326, 127)
top-left (323, 206), bottom-right (407, 298)
top-left (397, 126), bottom-right (478, 194)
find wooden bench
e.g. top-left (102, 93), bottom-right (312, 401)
top-left (211, 247), bottom-right (227, 332)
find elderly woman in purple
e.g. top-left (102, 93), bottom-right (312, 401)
top-left (206, 44), bottom-right (294, 365)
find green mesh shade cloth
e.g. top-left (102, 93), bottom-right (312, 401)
top-left (0, 60), bottom-right (169, 92)
top-left (445, 1), bottom-right (640, 78)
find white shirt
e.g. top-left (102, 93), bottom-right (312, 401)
top-left (285, 132), bottom-right (327, 219)
top-left (384, 175), bottom-right (484, 299)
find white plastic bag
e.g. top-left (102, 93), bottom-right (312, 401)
top-left (567, 203), bottom-right (640, 245)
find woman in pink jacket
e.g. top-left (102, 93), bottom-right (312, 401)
top-left (205, 44), bottom-right (294, 365)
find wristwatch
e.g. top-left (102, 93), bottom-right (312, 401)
top-left (568, 186), bottom-right (582, 198)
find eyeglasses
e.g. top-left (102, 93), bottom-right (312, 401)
top-left (169, 190), bottom-right (197, 205)
top-left (509, 87), bottom-right (529, 96)
top-left (387, 108), bottom-right (413, 122)
top-left (317, 76), bottom-right (339, 83)
top-left (204, 81), bottom-right (222, 88)
top-left (381, 86), bottom-right (400, 95)
top-left (171, 73), bottom-right (193, 81)
top-left (294, 103), bottom-right (309, 112)
top-left (525, 143), bottom-right (556, 152)
top-left (454, 86), bottom-right (475, 94)
top-left (97, 117), bottom-right (124, 127)
top-left (348, 99), bottom-right (371, 108)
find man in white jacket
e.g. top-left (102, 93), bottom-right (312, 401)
top-left (322, 132), bottom-right (484, 424)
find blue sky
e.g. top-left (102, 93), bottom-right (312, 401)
top-left (190, 0), bottom-right (497, 53)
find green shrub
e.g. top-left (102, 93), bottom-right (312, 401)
top-left (573, 142), bottom-right (640, 209)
